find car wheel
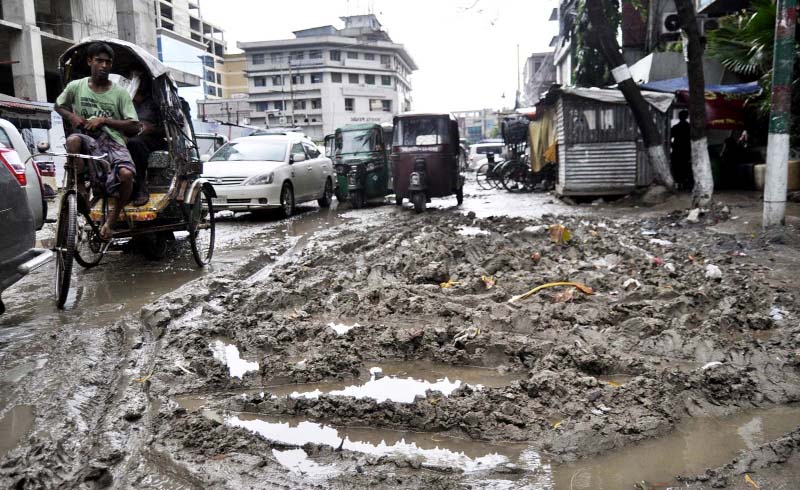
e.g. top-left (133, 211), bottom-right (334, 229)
top-left (318, 178), bottom-right (333, 208)
top-left (279, 183), bottom-right (294, 218)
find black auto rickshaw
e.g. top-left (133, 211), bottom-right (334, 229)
top-left (333, 123), bottom-right (392, 208)
top-left (391, 113), bottom-right (464, 213)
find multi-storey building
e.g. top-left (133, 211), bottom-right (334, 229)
top-left (154, 0), bottom-right (225, 113)
top-left (0, 0), bottom-right (158, 102)
top-left (229, 14), bottom-right (416, 141)
top-left (523, 51), bottom-right (556, 105)
top-left (452, 109), bottom-right (499, 144)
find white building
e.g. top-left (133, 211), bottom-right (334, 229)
top-left (236, 14), bottom-right (416, 141)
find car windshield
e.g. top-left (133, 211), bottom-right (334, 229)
top-left (477, 146), bottom-right (503, 155)
top-left (393, 117), bottom-right (449, 146)
top-left (210, 139), bottom-right (286, 162)
top-left (336, 129), bottom-right (378, 154)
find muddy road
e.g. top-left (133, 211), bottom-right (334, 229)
top-left (1, 182), bottom-right (800, 489)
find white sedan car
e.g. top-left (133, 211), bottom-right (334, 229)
top-left (202, 133), bottom-right (334, 217)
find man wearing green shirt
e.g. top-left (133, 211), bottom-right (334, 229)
top-left (54, 42), bottom-right (141, 240)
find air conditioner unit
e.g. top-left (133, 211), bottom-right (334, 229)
top-left (279, 116), bottom-right (287, 125)
top-left (661, 12), bottom-right (719, 36)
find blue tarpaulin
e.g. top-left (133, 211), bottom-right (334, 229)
top-left (640, 77), bottom-right (761, 95)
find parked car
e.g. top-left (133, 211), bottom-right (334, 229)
top-left (0, 118), bottom-right (46, 229)
top-left (202, 133), bottom-right (334, 218)
top-left (468, 142), bottom-right (505, 170)
top-left (0, 145), bottom-right (52, 314)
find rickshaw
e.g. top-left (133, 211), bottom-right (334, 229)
top-left (333, 123), bottom-right (392, 208)
top-left (391, 113), bottom-right (464, 213)
top-left (38, 38), bottom-right (216, 308)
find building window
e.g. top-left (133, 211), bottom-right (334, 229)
top-left (345, 98), bottom-right (354, 112)
top-left (381, 75), bottom-right (391, 86)
top-left (272, 75), bottom-right (283, 86)
top-left (206, 85), bottom-right (216, 96)
top-left (382, 100), bottom-right (392, 112)
top-left (254, 76), bottom-right (266, 87)
top-left (364, 53), bottom-right (375, 60)
top-left (290, 51), bottom-right (304, 60)
top-left (331, 72), bottom-right (342, 83)
top-left (310, 73), bottom-right (323, 83)
top-left (380, 54), bottom-right (391, 65)
top-left (252, 53), bottom-right (264, 65)
top-left (291, 74), bottom-right (304, 85)
top-left (255, 102), bottom-right (268, 112)
top-left (309, 50), bottom-right (322, 59)
top-left (348, 73), bottom-right (359, 84)
top-left (311, 98), bottom-right (322, 109)
top-left (217, 87), bottom-right (223, 97)
top-left (216, 73), bottom-right (222, 84)
top-left (330, 50), bottom-right (341, 61)
top-left (370, 99), bottom-right (391, 112)
top-left (347, 51), bottom-right (358, 59)
top-left (271, 52), bottom-right (283, 63)
top-left (364, 74), bottom-right (375, 85)
top-left (295, 100), bottom-right (306, 110)
top-left (274, 101), bottom-right (284, 111)
top-left (205, 71), bottom-right (216, 82)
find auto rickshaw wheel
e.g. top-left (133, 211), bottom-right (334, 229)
top-left (351, 190), bottom-right (364, 209)
top-left (395, 195), bottom-right (403, 206)
top-left (411, 192), bottom-right (426, 213)
top-left (456, 186), bottom-right (464, 206)
top-left (279, 183), bottom-right (294, 218)
top-left (318, 178), bottom-right (333, 208)
top-left (189, 187), bottom-right (215, 267)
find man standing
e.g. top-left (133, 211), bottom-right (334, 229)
top-left (670, 110), bottom-right (692, 190)
top-left (54, 42), bottom-right (140, 240)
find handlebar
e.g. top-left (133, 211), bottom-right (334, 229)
top-left (30, 151), bottom-right (109, 161)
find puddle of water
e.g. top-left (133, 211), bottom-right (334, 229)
top-left (228, 413), bottom-right (532, 474)
top-left (549, 405), bottom-right (800, 489)
top-left (0, 405), bottom-right (34, 457)
top-left (272, 448), bottom-right (340, 480)
top-left (457, 226), bottom-right (490, 236)
top-left (209, 340), bottom-right (259, 379)
top-left (328, 322), bottom-right (359, 336)
top-left (267, 360), bottom-right (523, 404)
top-left (0, 358), bottom-right (48, 384)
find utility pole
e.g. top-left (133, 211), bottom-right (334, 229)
top-left (763, 0), bottom-right (798, 228)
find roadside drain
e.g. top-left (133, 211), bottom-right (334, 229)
top-left (228, 413), bottom-right (534, 474)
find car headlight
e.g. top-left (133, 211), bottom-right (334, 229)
top-left (243, 172), bottom-right (274, 185)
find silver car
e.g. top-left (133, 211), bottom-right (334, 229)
top-left (0, 118), bottom-right (46, 230)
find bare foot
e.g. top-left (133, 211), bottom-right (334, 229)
top-left (99, 222), bottom-right (114, 240)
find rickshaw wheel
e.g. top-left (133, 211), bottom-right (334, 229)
top-left (189, 187), bottom-right (215, 267)
top-left (456, 186), bottom-right (464, 206)
top-left (411, 192), bottom-right (426, 213)
top-left (74, 203), bottom-right (104, 269)
top-left (55, 193), bottom-right (77, 308)
top-left (395, 195), bottom-right (403, 206)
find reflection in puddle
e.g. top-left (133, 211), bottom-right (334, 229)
top-left (0, 405), bottom-right (34, 457)
top-left (228, 413), bottom-right (533, 474)
top-left (268, 361), bottom-right (523, 404)
top-left (209, 340), bottom-right (259, 379)
top-left (272, 448), bottom-right (340, 480)
top-left (328, 322), bottom-right (359, 336)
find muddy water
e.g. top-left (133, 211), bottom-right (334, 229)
top-left (208, 339), bottom-right (259, 379)
top-left (0, 405), bottom-right (34, 457)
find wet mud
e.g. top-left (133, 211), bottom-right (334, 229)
top-left (2, 191), bottom-right (800, 488)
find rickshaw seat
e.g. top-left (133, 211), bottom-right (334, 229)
top-left (89, 192), bottom-right (170, 222)
top-left (147, 150), bottom-right (170, 169)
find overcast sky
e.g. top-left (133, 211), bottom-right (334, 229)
top-left (200, 0), bottom-right (559, 112)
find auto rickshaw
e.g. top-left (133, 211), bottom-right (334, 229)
top-left (391, 113), bottom-right (464, 213)
top-left (42, 37), bottom-right (216, 309)
top-left (333, 123), bottom-right (392, 208)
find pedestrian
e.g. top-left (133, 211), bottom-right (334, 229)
top-left (54, 41), bottom-right (140, 240)
top-left (670, 110), bottom-right (692, 190)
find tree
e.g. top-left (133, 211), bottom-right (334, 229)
top-left (584, 0), bottom-right (675, 188)
top-left (674, 0), bottom-right (714, 207)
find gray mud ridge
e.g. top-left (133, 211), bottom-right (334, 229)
top-left (3, 207), bottom-right (800, 489)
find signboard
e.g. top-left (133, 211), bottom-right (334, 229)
top-left (369, 99), bottom-right (384, 111)
top-left (676, 90), bottom-right (747, 130)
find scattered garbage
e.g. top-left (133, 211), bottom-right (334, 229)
top-left (701, 361), bottom-right (724, 370)
top-left (622, 278), bottom-right (642, 290)
top-left (440, 278), bottom-right (459, 289)
top-left (508, 281), bottom-right (593, 304)
top-left (548, 224), bottom-right (571, 244)
top-left (328, 323), bottom-right (359, 336)
top-left (664, 263), bottom-right (676, 273)
top-left (704, 264), bottom-right (723, 280)
top-left (686, 209), bottom-right (701, 223)
top-left (481, 275), bottom-right (496, 289)
top-left (649, 238), bottom-right (673, 247)
top-left (769, 307), bottom-right (787, 321)
top-left (530, 252), bottom-right (542, 263)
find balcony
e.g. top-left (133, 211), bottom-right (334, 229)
top-left (288, 58), bottom-right (324, 68)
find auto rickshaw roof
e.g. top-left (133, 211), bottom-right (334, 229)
top-left (59, 37), bottom-right (170, 80)
top-left (338, 123), bottom-right (383, 132)
top-left (394, 112), bottom-right (456, 121)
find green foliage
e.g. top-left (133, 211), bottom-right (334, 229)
top-left (573, 0), bottom-right (621, 87)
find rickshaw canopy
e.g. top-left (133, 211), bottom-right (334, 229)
top-left (59, 37), bottom-right (172, 82)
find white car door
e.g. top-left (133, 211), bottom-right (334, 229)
top-left (289, 142), bottom-right (312, 200)
top-left (302, 141), bottom-right (325, 198)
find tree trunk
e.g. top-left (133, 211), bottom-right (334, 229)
top-left (675, 0), bottom-right (714, 207)
top-left (585, 0), bottom-right (675, 189)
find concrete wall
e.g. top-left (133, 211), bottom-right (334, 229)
top-left (116, 0), bottom-right (157, 55)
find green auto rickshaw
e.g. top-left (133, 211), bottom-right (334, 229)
top-left (333, 123), bottom-right (392, 208)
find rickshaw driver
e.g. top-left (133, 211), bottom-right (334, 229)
top-left (54, 41), bottom-right (141, 240)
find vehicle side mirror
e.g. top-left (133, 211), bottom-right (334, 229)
top-left (37, 141), bottom-right (50, 153)
top-left (290, 152), bottom-right (306, 163)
